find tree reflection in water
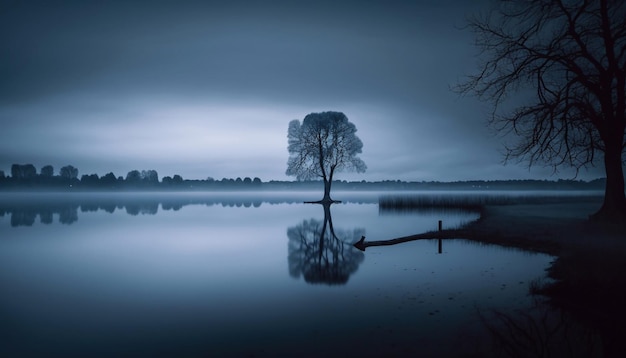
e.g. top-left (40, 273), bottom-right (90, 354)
top-left (0, 194), bottom-right (332, 227)
top-left (287, 203), bottom-right (364, 285)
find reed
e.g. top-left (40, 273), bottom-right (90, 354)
top-left (378, 192), bottom-right (602, 213)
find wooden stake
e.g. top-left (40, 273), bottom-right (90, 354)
top-left (438, 220), bottom-right (442, 254)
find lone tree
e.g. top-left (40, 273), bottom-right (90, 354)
top-left (458, 0), bottom-right (626, 220)
top-left (286, 111), bottom-right (366, 202)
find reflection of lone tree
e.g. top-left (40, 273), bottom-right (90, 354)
top-left (286, 111), bottom-right (366, 203)
top-left (459, 1), bottom-right (626, 220)
top-left (287, 203), bottom-right (364, 285)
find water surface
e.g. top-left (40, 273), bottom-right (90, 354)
top-left (0, 192), bottom-right (554, 357)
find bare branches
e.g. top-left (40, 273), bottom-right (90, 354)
top-left (457, 0), bottom-right (626, 175)
top-left (286, 111), bottom-right (366, 183)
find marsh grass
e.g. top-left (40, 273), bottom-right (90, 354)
top-left (378, 192), bottom-right (602, 213)
top-left (477, 301), bottom-right (603, 358)
top-left (528, 278), bottom-right (546, 296)
top-left (538, 248), bottom-right (626, 318)
top-left (519, 247), bottom-right (626, 357)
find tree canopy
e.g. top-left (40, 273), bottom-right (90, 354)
top-left (286, 111), bottom-right (366, 202)
top-left (459, 0), bottom-right (626, 219)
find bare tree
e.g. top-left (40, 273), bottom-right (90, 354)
top-left (286, 111), bottom-right (366, 202)
top-left (458, 0), bottom-right (626, 220)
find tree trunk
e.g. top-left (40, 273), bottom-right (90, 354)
top-left (592, 145), bottom-right (626, 221)
top-left (322, 178), bottom-right (332, 203)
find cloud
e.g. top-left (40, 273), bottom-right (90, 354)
top-left (2, 0), bottom-right (596, 182)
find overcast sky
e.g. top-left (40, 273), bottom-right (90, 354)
top-left (0, 0), bottom-right (605, 181)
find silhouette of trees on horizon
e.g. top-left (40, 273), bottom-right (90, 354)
top-left (0, 161), bottom-right (612, 192)
top-left (0, 163), bottom-right (265, 190)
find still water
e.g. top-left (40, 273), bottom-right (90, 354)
top-left (0, 192), bottom-right (553, 357)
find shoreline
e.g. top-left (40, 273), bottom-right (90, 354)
top-left (397, 201), bottom-right (626, 256)
top-left (354, 199), bottom-right (626, 356)
top-left (449, 202), bottom-right (626, 356)
top-left (466, 202), bottom-right (626, 254)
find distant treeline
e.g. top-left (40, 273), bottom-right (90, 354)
top-left (0, 163), bottom-right (609, 191)
top-left (0, 163), bottom-right (263, 190)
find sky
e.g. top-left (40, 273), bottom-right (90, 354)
top-left (0, 0), bottom-right (606, 182)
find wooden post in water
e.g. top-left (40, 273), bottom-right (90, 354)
top-left (438, 220), bottom-right (442, 254)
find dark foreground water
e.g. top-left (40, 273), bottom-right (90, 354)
top-left (0, 192), bottom-right (555, 357)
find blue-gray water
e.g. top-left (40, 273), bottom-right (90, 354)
top-left (0, 192), bottom-right (554, 357)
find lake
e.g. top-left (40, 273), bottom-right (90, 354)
top-left (0, 192), bottom-right (555, 357)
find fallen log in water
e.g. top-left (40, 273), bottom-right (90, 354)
top-left (353, 213), bottom-right (562, 254)
top-left (353, 228), bottom-right (468, 252)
